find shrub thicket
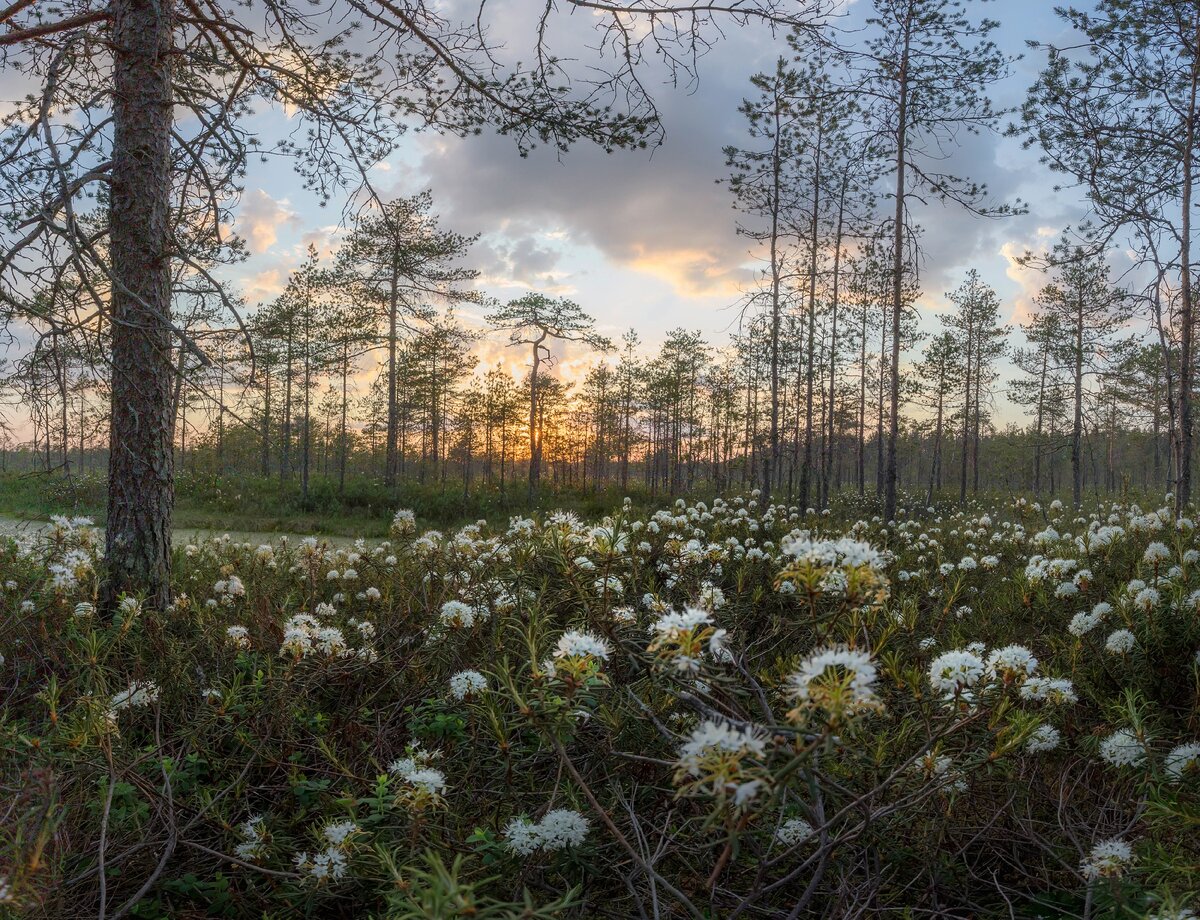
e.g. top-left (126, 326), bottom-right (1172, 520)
top-left (1, 494), bottom-right (1198, 918)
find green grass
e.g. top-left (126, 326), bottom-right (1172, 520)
top-left (0, 470), bottom-right (674, 537)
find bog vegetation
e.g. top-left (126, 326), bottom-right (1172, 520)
top-left (4, 0), bottom-right (1200, 915)
top-left (2, 492), bottom-right (1198, 918)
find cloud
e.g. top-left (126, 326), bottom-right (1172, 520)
top-left (237, 189), bottom-right (302, 254)
top-left (243, 268), bottom-right (287, 302)
top-left (299, 225), bottom-right (344, 260)
top-left (471, 234), bottom-right (573, 294)
top-left (412, 20), bottom-right (772, 304)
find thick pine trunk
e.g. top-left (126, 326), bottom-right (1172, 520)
top-left (103, 0), bottom-right (175, 611)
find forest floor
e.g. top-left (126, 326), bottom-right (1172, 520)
top-left (0, 469), bottom-right (652, 539)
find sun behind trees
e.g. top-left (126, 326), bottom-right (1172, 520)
top-left (0, 0), bottom-right (835, 608)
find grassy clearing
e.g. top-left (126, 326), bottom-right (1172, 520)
top-left (0, 471), bottom-right (661, 537)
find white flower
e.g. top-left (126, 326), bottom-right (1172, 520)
top-left (553, 630), bottom-right (611, 661)
top-left (1080, 838), bottom-right (1133, 880)
top-left (986, 645), bottom-right (1038, 681)
top-left (1144, 542), bottom-right (1171, 563)
top-left (439, 600), bottom-right (480, 628)
top-left (1019, 677), bottom-right (1077, 704)
top-left (1032, 526), bottom-right (1060, 546)
top-left (503, 809), bottom-right (590, 855)
top-left (781, 534), bottom-right (887, 571)
top-left (225, 625), bottom-right (251, 649)
top-left (109, 680), bottom-right (160, 713)
top-left (1055, 581), bottom-right (1079, 598)
top-left (403, 768), bottom-right (448, 796)
top-left (1068, 608), bottom-right (1104, 637)
top-left (389, 746), bottom-right (449, 798)
top-left (1165, 742), bottom-right (1200, 781)
top-left (536, 809), bottom-right (590, 850)
top-left (306, 847), bottom-right (349, 881)
top-left (323, 820), bottom-right (358, 846)
top-left (788, 645), bottom-right (879, 710)
top-left (234, 816), bottom-right (267, 861)
top-left (649, 607), bottom-right (712, 638)
top-left (315, 626), bottom-right (347, 657)
top-left (1025, 724), bottom-right (1061, 753)
top-left (698, 582), bottom-right (727, 609)
top-left (503, 817), bottom-right (542, 856)
top-left (1105, 629), bottom-right (1136, 655)
top-left (390, 508), bottom-right (416, 536)
top-left (593, 575), bottom-right (623, 596)
top-left (708, 627), bottom-right (733, 662)
top-left (1134, 587), bottom-right (1160, 611)
top-left (449, 669), bottom-right (487, 700)
top-left (678, 720), bottom-right (768, 775)
top-left (1099, 728), bottom-right (1146, 767)
top-left (611, 606), bottom-right (637, 624)
top-left (929, 650), bottom-right (986, 693)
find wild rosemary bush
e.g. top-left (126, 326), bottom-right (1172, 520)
top-left (1, 495), bottom-right (1198, 918)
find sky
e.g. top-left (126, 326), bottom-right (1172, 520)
top-left (222, 0), bottom-right (1093, 413)
top-left (3, 0), bottom-right (1109, 437)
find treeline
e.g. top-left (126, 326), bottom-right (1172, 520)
top-left (3, 0), bottom-right (1198, 518)
top-left (0, 260), bottom-right (1175, 507)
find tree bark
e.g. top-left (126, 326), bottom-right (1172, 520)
top-left (527, 333), bottom-right (545, 502)
top-left (885, 20), bottom-right (911, 521)
top-left (801, 124), bottom-right (822, 509)
top-left (385, 251), bottom-right (400, 486)
top-left (822, 176), bottom-right (846, 510)
top-left (1072, 290), bottom-right (1084, 506)
top-left (1177, 18), bottom-right (1199, 514)
top-left (102, 0), bottom-right (176, 611)
top-left (765, 87), bottom-right (784, 504)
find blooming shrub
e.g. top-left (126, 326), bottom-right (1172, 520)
top-left (0, 494), bottom-right (1198, 917)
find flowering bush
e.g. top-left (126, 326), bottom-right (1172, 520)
top-left (1, 494), bottom-right (1198, 917)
